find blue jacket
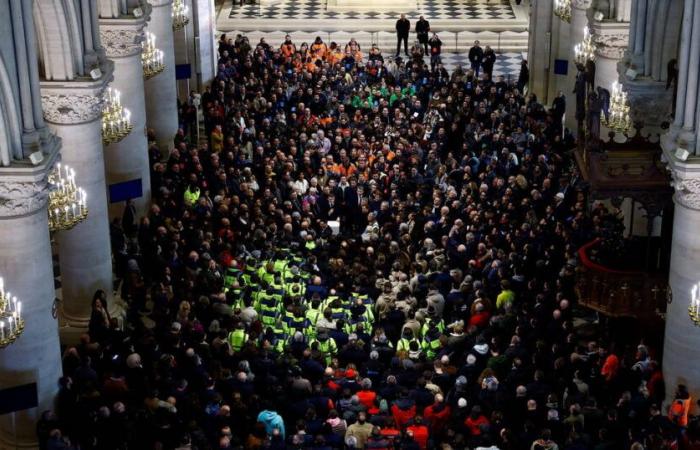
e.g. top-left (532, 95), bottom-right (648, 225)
top-left (257, 409), bottom-right (285, 439)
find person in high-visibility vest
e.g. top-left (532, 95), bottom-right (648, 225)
top-left (669, 385), bottom-right (692, 427)
top-left (183, 183), bottom-right (200, 207)
top-left (228, 323), bottom-right (248, 352)
top-left (397, 328), bottom-right (419, 354)
top-left (311, 332), bottom-right (337, 365)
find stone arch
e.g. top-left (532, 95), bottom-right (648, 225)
top-left (0, 53), bottom-right (23, 165)
top-left (33, 0), bottom-right (84, 80)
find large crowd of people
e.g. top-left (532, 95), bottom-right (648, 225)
top-left (38, 32), bottom-right (699, 450)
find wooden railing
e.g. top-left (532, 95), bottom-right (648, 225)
top-left (575, 239), bottom-right (669, 318)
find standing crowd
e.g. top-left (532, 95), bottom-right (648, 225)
top-left (38, 31), bottom-right (700, 450)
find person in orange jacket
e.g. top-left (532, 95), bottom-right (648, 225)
top-left (669, 384), bottom-right (692, 428)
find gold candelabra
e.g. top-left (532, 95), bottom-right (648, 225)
top-left (172, 0), bottom-right (190, 30)
top-left (690, 283), bottom-right (700, 326)
top-left (142, 32), bottom-right (165, 80)
top-left (554, 0), bottom-right (572, 23)
top-left (48, 163), bottom-right (88, 232)
top-left (0, 277), bottom-right (23, 349)
top-left (102, 87), bottom-right (133, 145)
top-left (605, 81), bottom-right (631, 133)
top-left (574, 26), bottom-right (596, 66)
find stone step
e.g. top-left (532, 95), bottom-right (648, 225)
top-left (225, 30), bottom-right (529, 53)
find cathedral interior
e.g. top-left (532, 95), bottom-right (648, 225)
top-left (1, 0), bottom-right (700, 449)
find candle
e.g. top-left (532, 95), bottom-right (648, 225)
top-left (0, 277), bottom-right (3, 297)
top-left (0, 321), bottom-right (4, 340)
top-left (7, 316), bottom-right (12, 334)
top-left (17, 301), bottom-right (21, 321)
top-left (64, 205), bottom-right (70, 220)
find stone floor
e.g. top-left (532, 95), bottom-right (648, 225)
top-left (229, 0), bottom-right (516, 21)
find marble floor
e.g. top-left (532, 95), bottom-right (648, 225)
top-left (228, 0), bottom-right (516, 21)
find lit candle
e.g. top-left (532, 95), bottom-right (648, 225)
top-left (0, 321), bottom-right (4, 341)
top-left (0, 277), bottom-right (4, 297)
top-left (7, 316), bottom-right (12, 334)
top-left (17, 301), bottom-right (21, 321)
top-left (64, 205), bottom-right (70, 220)
top-left (71, 203), bottom-right (76, 218)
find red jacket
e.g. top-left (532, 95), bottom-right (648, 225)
top-left (465, 415), bottom-right (490, 436)
top-left (357, 389), bottom-right (377, 410)
top-left (391, 402), bottom-right (416, 428)
top-left (424, 403), bottom-right (451, 434)
top-left (406, 424), bottom-right (429, 449)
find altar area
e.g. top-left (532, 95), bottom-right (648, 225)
top-left (216, 0), bottom-right (529, 76)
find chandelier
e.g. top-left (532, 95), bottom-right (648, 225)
top-left (690, 283), bottom-right (700, 326)
top-left (606, 81), bottom-right (631, 133)
top-left (172, 0), bottom-right (190, 30)
top-left (142, 32), bottom-right (165, 80)
top-left (102, 87), bottom-right (133, 145)
top-left (48, 163), bottom-right (88, 232)
top-left (0, 278), bottom-right (23, 348)
top-left (574, 26), bottom-right (596, 66)
top-left (554, 0), bottom-right (572, 23)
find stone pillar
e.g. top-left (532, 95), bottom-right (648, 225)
top-left (144, 0), bottom-right (179, 152)
top-left (527, 0), bottom-right (554, 104)
top-left (174, 0), bottom-right (217, 98)
top-left (0, 157), bottom-right (63, 449)
top-left (174, 0), bottom-right (194, 100)
top-left (566, 0), bottom-right (593, 134)
top-left (591, 23), bottom-right (629, 90)
top-left (40, 73), bottom-right (116, 340)
top-left (620, 0), bottom-right (683, 133)
top-left (661, 160), bottom-right (700, 409)
top-left (100, 13), bottom-right (153, 219)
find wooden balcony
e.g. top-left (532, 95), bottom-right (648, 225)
top-left (575, 238), bottom-right (670, 319)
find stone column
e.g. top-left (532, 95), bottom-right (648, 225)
top-left (100, 15), bottom-right (152, 219)
top-left (620, 0), bottom-right (683, 133)
top-left (174, 0), bottom-right (217, 98)
top-left (0, 157), bottom-right (63, 449)
top-left (661, 160), bottom-right (700, 409)
top-left (565, 0), bottom-right (593, 134)
top-left (590, 22), bottom-right (629, 90)
top-left (144, 0), bottom-right (179, 152)
top-left (40, 70), bottom-right (116, 340)
top-left (174, 0), bottom-right (194, 99)
top-left (527, 0), bottom-right (554, 104)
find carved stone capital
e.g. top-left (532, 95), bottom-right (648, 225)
top-left (572, 0), bottom-right (593, 10)
top-left (593, 33), bottom-right (629, 60)
top-left (0, 180), bottom-right (50, 217)
top-left (100, 28), bottom-right (144, 58)
top-left (41, 92), bottom-right (104, 125)
top-left (148, 0), bottom-right (173, 7)
top-left (669, 170), bottom-right (700, 210)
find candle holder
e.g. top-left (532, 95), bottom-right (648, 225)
top-left (142, 32), bottom-right (165, 80)
top-left (47, 163), bottom-right (89, 233)
top-left (605, 81), bottom-right (631, 133)
top-left (554, 0), bottom-right (572, 23)
top-left (574, 26), bottom-right (596, 66)
top-left (690, 283), bottom-right (700, 326)
top-left (172, 0), bottom-right (190, 31)
top-left (102, 87), bottom-right (133, 145)
top-left (0, 278), bottom-right (24, 349)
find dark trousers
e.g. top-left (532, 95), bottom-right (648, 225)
top-left (396, 35), bottom-right (408, 56)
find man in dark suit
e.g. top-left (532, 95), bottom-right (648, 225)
top-left (415, 16), bottom-right (430, 54)
top-left (468, 40), bottom-right (484, 77)
top-left (396, 14), bottom-right (411, 57)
